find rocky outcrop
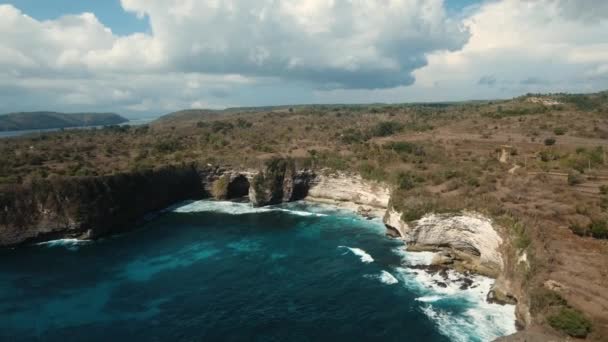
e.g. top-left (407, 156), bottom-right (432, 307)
top-left (248, 158), bottom-right (316, 207)
top-left (0, 165), bottom-right (204, 246)
top-left (384, 209), bottom-right (504, 277)
top-left (384, 207), bottom-right (409, 238)
top-left (306, 171), bottom-right (390, 217)
top-left (197, 165), bottom-right (255, 199)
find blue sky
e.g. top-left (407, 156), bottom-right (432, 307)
top-left (0, 0), bottom-right (607, 118)
top-left (7, 0), bottom-right (148, 35)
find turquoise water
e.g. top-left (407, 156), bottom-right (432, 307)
top-left (0, 201), bottom-right (515, 341)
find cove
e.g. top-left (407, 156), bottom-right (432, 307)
top-left (0, 201), bottom-right (515, 341)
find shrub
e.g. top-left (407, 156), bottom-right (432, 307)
top-left (548, 307), bottom-right (592, 338)
top-left (210, 121), bottom-right (234, 133)
top-left (544, 137), bottom-right (556, 146)
top-left (553, 127), bottom-right (567, 135)
top-left (590, 220), bottom-right (608, 239)
top-left (370, 121), bottom-right (403, 137)
top-left (359, 163), bottom-right (388, 182)
top-left (567, 172), bottom-right (584, 186)
top-left (394, 171), bottom-right (418, 190)
top-left (569, 223), bottom-right (588, 237)
top-left (384, 141), bottom-right (425, 156)
top-left (530, 288), bottom-right (566, 314)
top-left (599, 185), bottom-right (608, 195)
top-left (539, 150), bottom-right (558, 162)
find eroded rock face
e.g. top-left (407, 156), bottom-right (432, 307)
top-left (0, 165), bottom-right (204, 246)
top-left (249, 158), bottom-right (307, 207)
top-left (384, 209), bottom-right (504, 277)
top-left (307, 172), bottom-right (390, 208)
top-left (384, 207), bottom-right (409, 238)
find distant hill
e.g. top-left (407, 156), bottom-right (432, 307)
top-left (0, 112), bottom-right (129, 131)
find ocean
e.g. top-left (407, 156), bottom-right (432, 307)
top-left (0, 201), bottom-right (516, 341)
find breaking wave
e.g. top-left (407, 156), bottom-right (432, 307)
top-left (338, 246), bottom-right (374, 263)
top-left (36, 239), bottom-right (92, 251)
top-left (173, 200), bottom-right (327, 217)
top-left (392, 247), bottom-right (517, 342)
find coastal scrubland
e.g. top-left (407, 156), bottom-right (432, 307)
top-left (1, 91), bottom-right (608, 340)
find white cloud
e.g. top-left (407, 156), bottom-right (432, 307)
top-left (119, 0), bottom-right (467, 89)
top-left (0, 1), bottom-right (607, 115)
top-left (410, 0), bottom-right (608, 98)
top-left (314, 0), bottom-right (608, 103)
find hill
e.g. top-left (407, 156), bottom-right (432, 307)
top-left (0, 112), bottom-right (128, 131)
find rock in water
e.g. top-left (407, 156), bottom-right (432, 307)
top-left (249, 157), bottom-right (297, 207)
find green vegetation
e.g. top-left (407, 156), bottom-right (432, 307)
top-left (553, 127), bottom-right (567, 136)
top-left (544, 137), bottom-right (556, 146)
top-left (570, 219), bottom-right (608, 239)
top-left (370, 121), bottom-right (403, 137)
top-left (548, 307), bottom-right (592, 338)
top-left (530, 288), bottom-right (592, 338)
top-left (530, 288), bottom-right (567, 314)
top-left (567, 172), bottom-right (584, 186)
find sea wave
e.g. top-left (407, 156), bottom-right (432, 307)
top-left (36, 239), bottom-right (91, 251)
top-left (338, 246), bottom-right (374, 263)
top-left (392, 248), bottom-right (517, 342)
top-left (392, 246), bottom-right (436, 266)
top-left (415, 295), bottom-right (443, 303)
top-left (365, 270), bottom-right (398, 285)
top-left (173, 200), bottom-right (327, 217)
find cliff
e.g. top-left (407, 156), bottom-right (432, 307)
top-left (306, 171), bottom-right (390, 217)
top-left (0, 165), bottom-right (203, 246)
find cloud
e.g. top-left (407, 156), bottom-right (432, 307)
top-left (0, 1), bottom-right (607, 115)
top-left (408, 0), bottom-right (608, 99)
top-left (311, 0), bottom-right (608, 104)
top-left (119, 0), bottom-right (468, 89)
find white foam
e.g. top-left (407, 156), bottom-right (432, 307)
top-left (36, 239), bottom-right (91, 251)
top-left (173, 200), bottom-right (327, 217)
top-left (379, 270), bottom-right (399, 284)
top-left (392, 248), bottom-right (517, 341)
top-left (416, 295), bottom-right (443, 303)
top-left (392, 246), bottom-right (436, 266)
top-left (338, 246), bottom-right (374, 263)
top-left (275, 208), bottom-right (328, 217)
top-left (364, 270), bottom-right (399, 285)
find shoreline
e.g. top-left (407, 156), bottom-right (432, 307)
top-left (303, 196), bottom-right (387, 219)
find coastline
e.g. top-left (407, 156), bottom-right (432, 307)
top-left (304, 196), bottom-right (387, 219)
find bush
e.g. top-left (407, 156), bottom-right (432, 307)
top-left (370, 121), bottom-right (403, 137)
top-left (394, 171), bottom-right (418, 190)
top-left (530, 288), bottom-right (566, 314)
top-left (548, 307), bottom-right (592, 338)
top-left (590, 220), bottom-right (608, 239)
top-left (569, 223), bottom-right (588, 237)
top-left (553, 127), bottom-right (567, 135)
top-left (384, 141), bottom-right (425, 156)
top-left (544, 137), bottom-right (556, 146)
top-left (359, 163), bottom-right (388, 182)
top-left (567, 172), bottom-right (584, 186)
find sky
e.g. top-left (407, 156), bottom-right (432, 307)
top-left (1, 0), bottom-right (607, 118)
